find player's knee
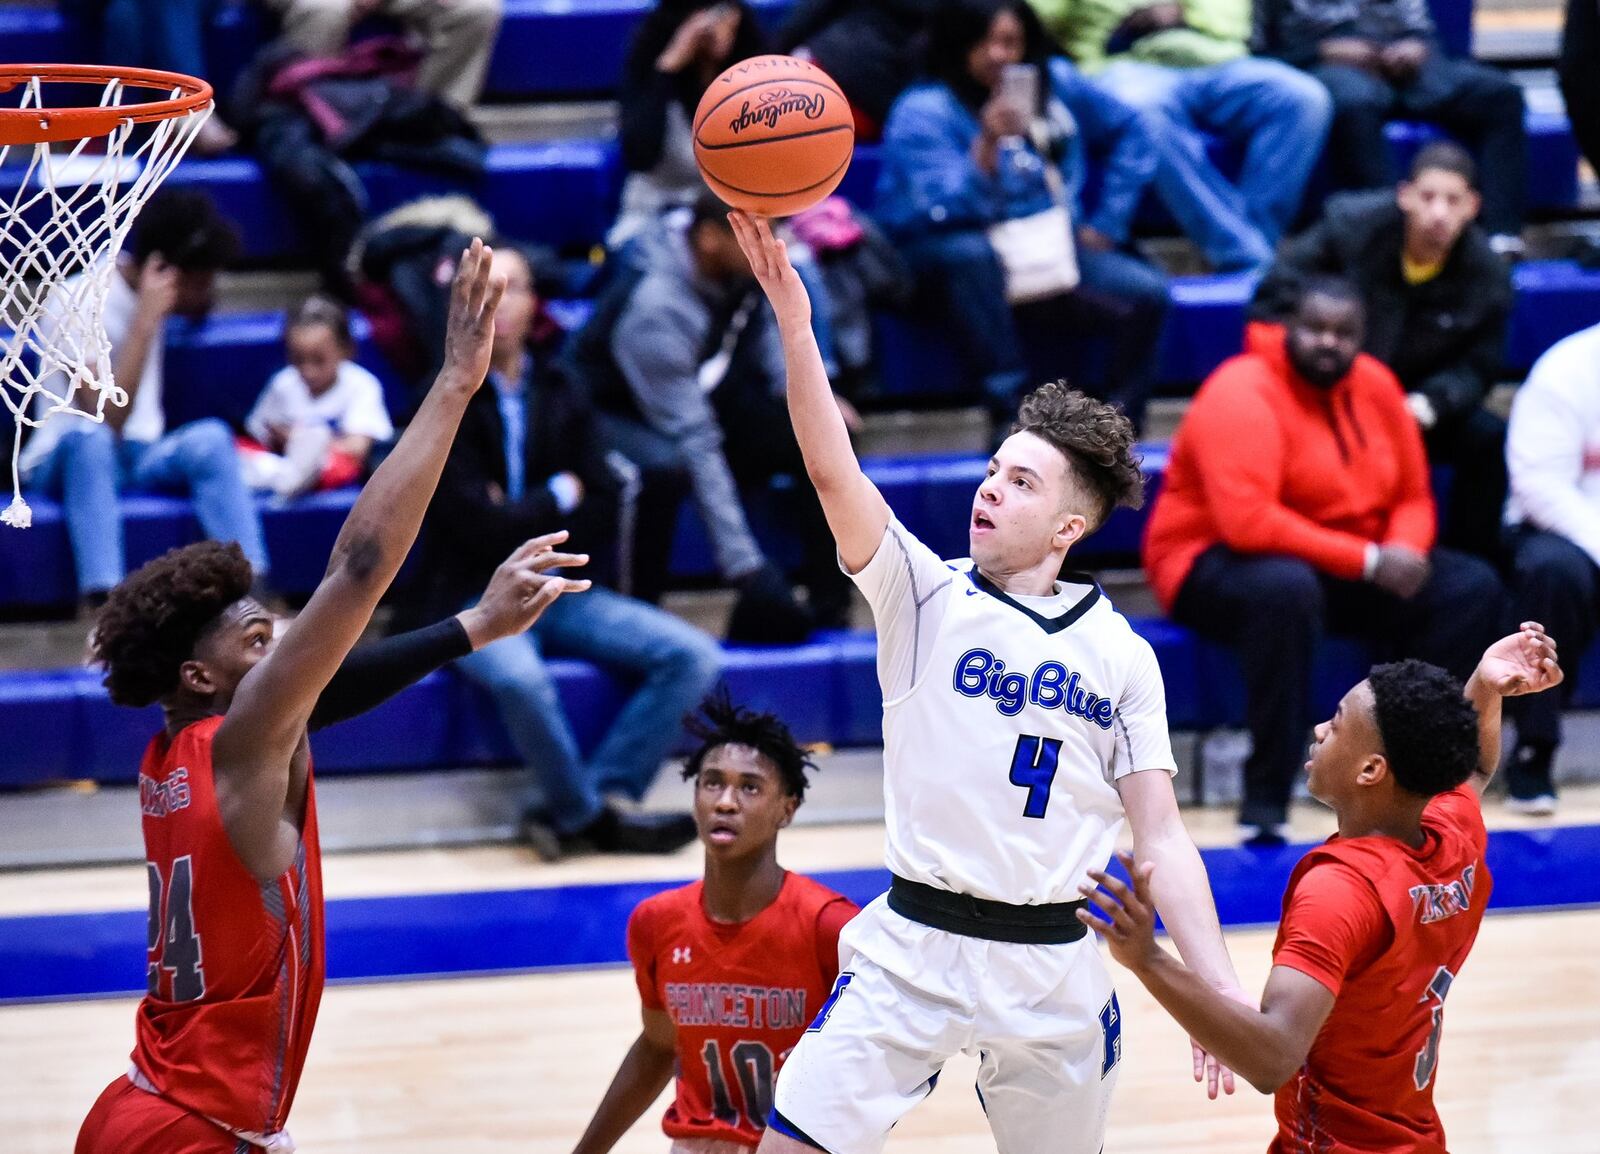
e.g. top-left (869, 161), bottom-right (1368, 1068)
top-left (180, 419), bottom-right (240, 469)
top-left (57, 425), bottom-right (116, 469)
top-left (1252, 556), bottom-right (1323, 619)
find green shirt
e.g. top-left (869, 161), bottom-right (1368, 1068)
top-left (1028, 0), bottom-right (1250, 72)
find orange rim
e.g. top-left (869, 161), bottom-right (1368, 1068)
top-left (0, 64), bottom-right (212, 146)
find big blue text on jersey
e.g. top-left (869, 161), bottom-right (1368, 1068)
top-left (953, 648), bottom-right (1116, 727)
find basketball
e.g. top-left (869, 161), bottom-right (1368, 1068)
top-left (693, 54), bottom-right (854, 218)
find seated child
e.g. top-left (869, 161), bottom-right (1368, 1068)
top-left (241, 296), bottom-right (394, 499)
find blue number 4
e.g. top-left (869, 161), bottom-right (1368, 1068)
top-left (1100, 994), bottom-right (1123, 1078)
top-left (1009, 734), bottom-right (1063, 819)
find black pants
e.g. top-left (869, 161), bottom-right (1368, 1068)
top-left (1426, 403), bottom-right (1509, 566)
top-left (1561, 0), bottom-right (1600, 174)
top-left (593, 413), bottom-right (693, 606)
top-left (1508, 528), bottom-right (1599, 767)
top-left (1173, 545), bottom-right (1505, 825)
top-left (717, 389), bottom-right (854, 624)
top-left (1313, 56), bottom-right (1526, 235)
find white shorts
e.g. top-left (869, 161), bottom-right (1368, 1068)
top-left (771, 895), bottom-right (1121, 1154)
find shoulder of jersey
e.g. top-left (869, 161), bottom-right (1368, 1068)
top-left (633, 880), bottom-right (704, 924)
top-left (784, 871), bottom-right (854, 911)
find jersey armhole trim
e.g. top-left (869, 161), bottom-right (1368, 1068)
top-left (878, 527), bottom-right (951, 709)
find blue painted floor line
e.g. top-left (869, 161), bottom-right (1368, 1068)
top-left (5, 828), bottom-right (1599, 1004)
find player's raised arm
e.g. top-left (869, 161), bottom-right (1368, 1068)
top-left (1462, 622), bottom-right (1563, 794)
top-left (728, 212), bottom-right (890, 572)
top-left (213, 239), bottom-right (506, 879)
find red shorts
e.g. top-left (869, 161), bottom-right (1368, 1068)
top-left (77, 1076), bottom-right (247, 1154)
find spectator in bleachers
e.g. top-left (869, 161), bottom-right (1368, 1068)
top-left (612, 0), bottom-right (770, 247)
top-left (62, 0), bottom-right (239, 154)
top-left (1561, 0), bottom-right (1600, 266)
top-left (408, 246), bottom-right (721, 858)
top-left (1255, 0), bottom-right (1527, 254)
top-left (1252, 143), bottom-right (1512, 564)
top-left (776, 0), bottom-right (940, 139)
top-left (21, 190), bottom-right (270, 612)
top-left (568, 199), bottom-right (849, 643)
top-left (876, 0), bottom-right (1170, 430)
top-left (1502, 321), bottom-right (1600, 815)
top-left (238, 296), bottom-right (394, 501)
top-left (1028, 0), bottom-right (1331, 272)
top-left (1143, 278), bottom-right (1503, 845)
top-left (259, 0), bottom-right (502, 109)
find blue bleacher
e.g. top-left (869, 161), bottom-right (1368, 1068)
top-left (0, 0), bottom-right (1473, 102)
top-left (4, 619), bottom-right (1595, 787)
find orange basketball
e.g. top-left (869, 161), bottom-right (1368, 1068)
top-left (693, 54), bottom-right (854, 217)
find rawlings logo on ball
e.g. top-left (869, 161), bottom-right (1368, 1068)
top-left (727, 89), bottom-right (827, 134)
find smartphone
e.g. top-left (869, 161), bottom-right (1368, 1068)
top-left (998, 63), bottom-right (1040, 117)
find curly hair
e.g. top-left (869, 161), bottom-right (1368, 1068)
top-left (92, 541), bottom-right (256, 708)
top-left (1011, 382), bottom-right (1144, 530)
top-left (681, 689), bottom-right (816, 803)
top-left (1367, 660), bottom-right (1481, 798)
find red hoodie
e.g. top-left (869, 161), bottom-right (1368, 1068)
top-left (1143, 322), bottom-right (1436, 611)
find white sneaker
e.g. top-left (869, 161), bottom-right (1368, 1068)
top-left (1504, 794), bottom-right (1558, 817)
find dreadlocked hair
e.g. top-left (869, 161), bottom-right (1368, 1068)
top-left (1368, 659), bottom-right (1481, 798)
top-left (1011, 382), bottom-right (1144, 530)
top-left (681, 688), bottom-right (816, 803)
top-left (92, 541), bottom-right (255, 708)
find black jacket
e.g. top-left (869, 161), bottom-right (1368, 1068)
top-left (403, 361), bottom-right (620, 623)
top-left (1251, 190), bottom-right (1512, 423)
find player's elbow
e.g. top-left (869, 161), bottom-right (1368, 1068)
top-left (1245, 1037), bottom-right (1308, 1094)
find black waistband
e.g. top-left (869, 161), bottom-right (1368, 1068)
top-left (887, 875), bottom-right (1088, 945)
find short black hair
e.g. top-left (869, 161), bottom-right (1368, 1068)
top-left (128, 189), bottom-right (242, 271)
top-left (1408, 141), bottom-right (1478, 190)
top-left (926, 0), bottom-right (1052, 104)
top-left (1011, 381), bottom-right (1144, 531)
top-left (690, 192), bottom-right (736, 233)
top-left (92, 541), bottom-right (255, 708)
top-left (1367, 659), bottom-right (1481, 798)
top-left (1297, 273), bottom-right (1365, 315)
top-left (681, 689), bottom-right (816, 803)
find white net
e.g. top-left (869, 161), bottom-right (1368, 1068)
top-left (0, 74), bottom-right (211, 528)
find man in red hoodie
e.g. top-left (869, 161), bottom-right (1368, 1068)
top-left (1143, 277), bottom-right (1504, 845)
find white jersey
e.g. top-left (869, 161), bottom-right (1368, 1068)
top-left (851, 518), bottom-right (1176, 905)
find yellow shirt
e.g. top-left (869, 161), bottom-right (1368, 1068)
top-left (1401, 253), bottom-right (1446, 285)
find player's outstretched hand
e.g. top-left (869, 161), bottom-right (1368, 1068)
top-left (1078, 852), bottom-right (1163, 973)
top-left (727, 211), bottom-right (812, 331)
top-left (1191, 989), bottom-right (1250, 1100)
top-left (438, 237), bottom-right (507, 393)
top-left (1476, 622), bottom-right (1563, 698)
top-left (457, 531), bottom-right (591, 649)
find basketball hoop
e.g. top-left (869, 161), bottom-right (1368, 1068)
top-left (0, 64), bottom-right (213, 528)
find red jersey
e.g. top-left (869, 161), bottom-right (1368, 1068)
top-left (628, 873), bottom-right (858, 1147)
top-left (131, 715), bottom-right (325, 1141)
top-left (1271, 786), bottom-right (1491, 1154)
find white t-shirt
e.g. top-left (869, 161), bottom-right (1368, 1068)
top-left (1505, 323), bottom-right (1600, 569)
top-left (245, 362), bottom-right (394, 447)
top-left (20, 265), bottom-right (165, 476)
top-left (852, 518), bottom-right (1177, 906)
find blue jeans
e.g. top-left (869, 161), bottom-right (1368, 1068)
top-left (30, 419), bottom-right (270, 596)
top-left (1098, 58), bottom-right (1332, 272)
top-left (454, 585), bottom-right (723, 833)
